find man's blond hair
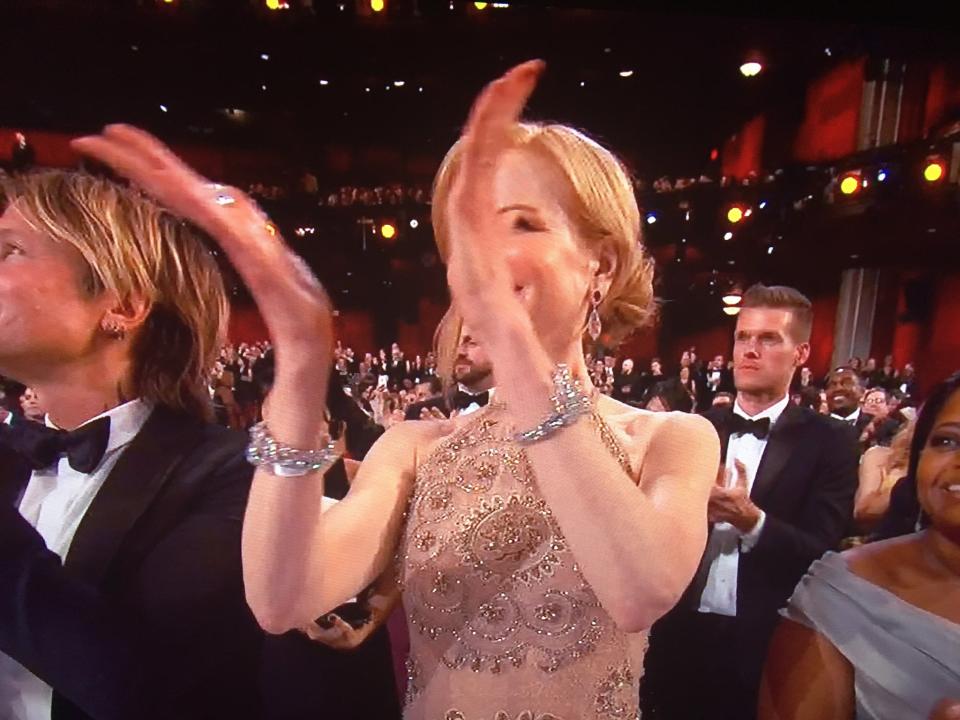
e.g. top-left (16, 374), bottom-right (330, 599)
top-left (1, 170), bottom-right (227, 420)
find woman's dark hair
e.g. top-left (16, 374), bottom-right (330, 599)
top-left (643, 378), bottom-right (694, 413)
top-left (874, 370), bottom-right (960, 540)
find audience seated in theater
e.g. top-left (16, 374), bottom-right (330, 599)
top-left (761, 371), bottom-right (960, 720)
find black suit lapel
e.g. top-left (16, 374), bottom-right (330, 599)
top-left (703, 406), bottom-right (734, 462)
top-left (63, 406), bottom-right (206, 586)
top-left (0, 445), bottom-right (30, 509)
top-left (751, 404), bottom-right (810, 507)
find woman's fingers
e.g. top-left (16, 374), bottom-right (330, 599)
top-left (456, 60), bottom-right (544, 228)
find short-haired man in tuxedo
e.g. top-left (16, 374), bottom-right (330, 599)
top-left (826, 366), bottom-right (875, 441)
top-left (643, 284), bottom-right (858, 720)
top-left (612, 358), bottom-right (641, 404)
top-left (0, 170), bottom-right (264, 719)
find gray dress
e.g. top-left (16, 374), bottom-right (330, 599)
top-left (783, 551), bottom-right (960, 719)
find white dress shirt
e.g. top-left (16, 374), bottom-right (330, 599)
top-left (698, 394), bottom-right (790, 617)
top-left (0, 400), bottom-right (153, 720)
top-left (456, 385), bottom-right (496, 417)
top-left (830, 407), bottom-right (861, 425)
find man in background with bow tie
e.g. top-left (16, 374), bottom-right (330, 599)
top-left (404, 320), bottom-right (494, 420)
top-left (0, 171), bottom-right (264, 719)
top-left (643, 284), bottom-right (858, 720)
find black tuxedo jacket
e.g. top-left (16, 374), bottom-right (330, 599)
top-left (0, 406), bottom-right (263, 720)
top-left (678, 404), bottom-right (859, 681)
top-left (612, 370), bottom-right (644, 404)
top-left (853, 410), bottom-right (875, 437)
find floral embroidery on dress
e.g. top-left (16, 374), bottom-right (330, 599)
top-left (399, 405), bottom-right (646, 719)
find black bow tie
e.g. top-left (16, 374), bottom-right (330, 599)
top-left (453, 390), bottom-right (490, 411)
top-left (0, 416), bottom-right (111, 474)
top-left (728, 414), bottom-right (771, 440)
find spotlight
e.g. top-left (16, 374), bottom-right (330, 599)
top-left (370, 0), bottom-right (385, 11)
top-left (159, 104), bottom-right (168, 113)
top-left (619, 70), bottom-right (634, 78)
top-left (409, 219), bottom-right (419, 229)
top-left (839, 172), bottom-right (861, 196)
top-left (265, 0), bottom-right (289, 8)
top-left (380, 223), bottom-right (396, 239)
top-left (767, 245), bottom-right (774, 255)
top-left (923, 158), bottom-right (946, 183)
top-left (758, 201), bottom-right (767, 209)
top-left (394, 80), bottom-right (405, 87)
top-left (739, 61), bottom-right (762, 77)
top-left (722, 290), bottom-right (742, 306)
top-left (723, 231), bottom-right (733, 241)
top-left (474, 1), bottom-right (488, 7)
top-left (877, 170), bottom-right (887, 182)
top-left (726, 205), bottom-right (745, 224)
top-left (260, 53), bottom-right (270, 61)
top-left (645, 213), bottom-right (657, 225)
top-left (723, 306), bottom-right (741, 316)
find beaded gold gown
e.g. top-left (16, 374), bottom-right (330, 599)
top-left (397, 403), bottom-right (647, 720)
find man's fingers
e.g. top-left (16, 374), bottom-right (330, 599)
top-left (733, 459), bottom-right (749, 488)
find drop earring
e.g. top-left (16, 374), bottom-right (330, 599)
top-left (587, 290), bottom-right (603, 342)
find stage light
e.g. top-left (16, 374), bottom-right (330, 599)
top-left (839, 173), bottom-right (861, 195)
top-left (619, 70), bottom-right (634, 78)
top-left (579, 81), bottom-right (586, 87)
top-left (265, 0), bottom-right (288, 8)
top-left (723, 231), bottom-right (733, 241)
top-left (474, 1), bottom-right (488, 8)
top-left (159, 104), bottom-right (168, 112)
top-left (394, 80), bottom-right (405, 87)
top-left (380, 223), bottom-right (396, 239)
top-left (722, 290), bottom-right (742, 306)
top-left (645, 213), bottom-right (657, 224)
top-left (767, 245), bottom-right (774, 255)
top-left (319, 79), bottom-right (329, 86)
top-left (758, 201), bottom-right (767, 209)
top-left (710, 148), bottom-right (719, 161)
top-left (726, 206), bottom-right (745, 224)
top-left (923, 159), bottom-right (946, 183)
top-left (723, 306), bottom-right (741, 316)
top-left (877, 170), bottom-right (887, 182)
top-left (739, 61), bottom-right (762, 77)
top-left (370, 0), bottom-right (385, 12)
top-left (409, 219), bottom-right (419, 229)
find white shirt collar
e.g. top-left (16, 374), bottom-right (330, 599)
top-left (45, 399), bottom-right (154, 458)
top-left (733, 394), bottom-right (790, 425)
top-left (457, 384), bottom-right (495, 402)
top-left (830, 407), bottom-right (861, 423)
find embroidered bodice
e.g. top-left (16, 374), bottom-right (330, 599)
top-left (397, 404), bottom-right (647, 720)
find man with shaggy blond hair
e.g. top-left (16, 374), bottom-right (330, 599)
top-left (0, 170), bottom-right (263, 719)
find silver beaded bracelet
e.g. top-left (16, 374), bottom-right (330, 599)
top-left (513, 364), bottom-right (595, 445)
top-left (246, 421), bottom-right (340, 477)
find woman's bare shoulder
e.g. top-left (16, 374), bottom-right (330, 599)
top-left (596, 397), bottom-right (720, 474)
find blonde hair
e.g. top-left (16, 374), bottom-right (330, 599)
top-left (1, 170), bottom-right (227, 421)
top-left (431, 123), bottom-right (655, 346)
top-left (886, 417), bottom-right (916, 473)
top-left (433, 305), bottom-right (463, 394)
